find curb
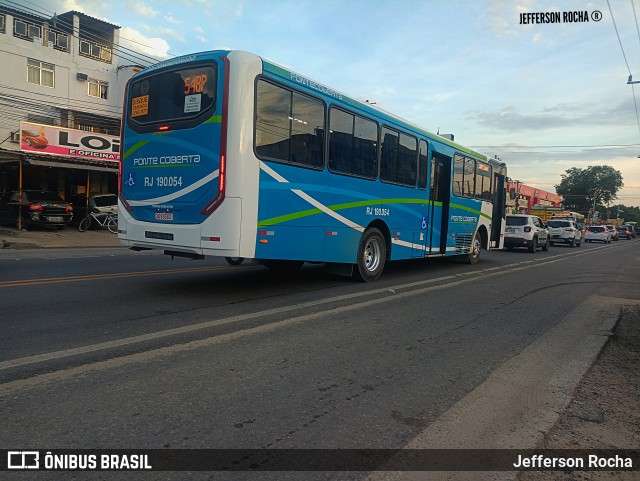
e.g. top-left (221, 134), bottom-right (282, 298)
top-left (364, 295), bottom-right (640, 481)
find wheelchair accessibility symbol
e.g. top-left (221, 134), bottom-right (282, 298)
top-left (421, 216), bottom-right (428, 229)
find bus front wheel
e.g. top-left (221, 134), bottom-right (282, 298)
top-left (467, 232), bottom-right (481, 265)
top-left (353, 228), bottom-right (386, 282)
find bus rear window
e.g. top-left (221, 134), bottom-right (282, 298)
top-left (128, 63), bottom-right (217, 129)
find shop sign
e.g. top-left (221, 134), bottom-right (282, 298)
top-left (19, 122), bottom-right (120, 163)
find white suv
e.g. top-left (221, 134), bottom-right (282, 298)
top-left (504, 214), bottom-right (550, 253)
top-left (547, 218), bottom-right (582, 247)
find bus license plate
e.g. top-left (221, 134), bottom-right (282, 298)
top-left (155, 212), bottom-right (173, 221)
top-left (145, 231), bottom-right (174, 241)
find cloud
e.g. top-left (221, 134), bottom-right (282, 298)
top-left (466, 100), bottom-right (635, 132)
top-left (131, 2), bottom-right (158, 18)
top-left (140, 24), bottom-right (186, 43)
top-left (119, 26), bottom-right (171, 61)
top-left (164, 15), bottom-right (181, 25)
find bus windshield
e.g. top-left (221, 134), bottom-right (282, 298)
top-left (128, 64), bottom-right (217, 128)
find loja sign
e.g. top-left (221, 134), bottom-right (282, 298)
top-left (20, 122), bottom-right (120, 162)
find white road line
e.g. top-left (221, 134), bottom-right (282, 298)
top-left (0, 245), bottom-right (614, 373)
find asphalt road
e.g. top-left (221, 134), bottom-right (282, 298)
top-left (1, 239), bottom-right (639, 480)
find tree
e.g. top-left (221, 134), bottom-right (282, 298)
top-left (555, 165), bottom-right (623, 214)
top-left (613, 204), bottom-right (640, 223)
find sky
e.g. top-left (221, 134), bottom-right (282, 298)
top-left (8, 0), bottom-right (640, 206)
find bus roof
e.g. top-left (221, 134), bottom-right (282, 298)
top-left (136, 49), bottom-right (495, 164)
top-left (260, 56), bottom-right (490, 162)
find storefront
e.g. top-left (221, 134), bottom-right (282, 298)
top-left (0, 122), bottom-right (119, 202)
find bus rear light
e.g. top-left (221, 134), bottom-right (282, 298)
top-left (209, 237), bottom-right (221, 242)
top-left (326, 231), bottom-right (338, 236)
top-left (119, 193), bottom-right (132, 212)
top-left (200, 56), bottom-right (230, 217)
top-left (259, 239), bottom-right (268, 244)
top-left (158, 125), bottom-right (170, 131)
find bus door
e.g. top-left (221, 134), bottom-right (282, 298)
top-left (490, 172), bottom-right (506, 248)
top-left (428, 152), bottom-right (452, 255)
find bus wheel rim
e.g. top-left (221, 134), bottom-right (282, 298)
top-left (471, 236), bottom-right (481, 260)
top-left (365, 238), bottom-right (381, 272)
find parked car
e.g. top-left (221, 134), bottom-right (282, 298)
top-left (504, 214), bottom-right (549, 252)
top-left (622, 224), bottom-right (637, 238)
top-left (604, 224), bottom-right (618, 241)
top-left (616, 225), bottom-right (633, 240)
top-left (584, 225), bottom-right (611, 243)
top-left (68, 193), bottom-right (118, 222)
top-left (546, 219), bottom-right (582, 247)
top-left (0, 190), bottom-right (73, 229)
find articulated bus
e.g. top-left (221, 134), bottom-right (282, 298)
top-left (119, 50), bottom-right (507, 281)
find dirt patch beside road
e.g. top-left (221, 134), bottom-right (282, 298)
top-left (519, 305), bottom-right (640, 481)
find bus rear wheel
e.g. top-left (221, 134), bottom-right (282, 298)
top-left (225, 257), bottom-right (244, 265)
top-left (353, 228), bottom-right (386, 282)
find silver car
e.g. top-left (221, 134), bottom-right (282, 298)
top-left (584, 225), bottom-right (611, 243)
top-left (504, 214), bottom-right (550, 252)
top-left (604, 225), bottom-right (618, 241)
top-left (547, 219), bottom-right (582, 247)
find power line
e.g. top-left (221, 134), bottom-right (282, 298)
top-left (3, 0), bottom-right (164, 63)
top-left (11, 0), bottom-right (165, 58)
top-left (0, 84), bottom-right (123, 114)
top-left (608, 0), bottom-right (632, 75)
top-left (471, 144), bottom-right (640, 148)
top-left (0, 0), bottom-right (163, 66)
top-left (631, 0), bottom-right (640, 49)
top-left (607, 0), bottom-right (640, 137)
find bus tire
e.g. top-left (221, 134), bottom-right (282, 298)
top-left (225, 257), bottom-right (244, 265)
top-left (467, 231), bottom-right (481, 265)
top-left (353, 228), bottom-right (386, 282)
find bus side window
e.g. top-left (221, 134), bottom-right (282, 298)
top-left (452, 154), bottom-right (464, 197)
top-left (418, 140), bottom-right (428, 190)
top-left (255, 79), bottom-right (325, 168)
top-left (463, 157), bottom-right (475, 197)
top-left (329, 107), bottom-right (377, 179)
top-left (380, 128), bottom-right (417, 187)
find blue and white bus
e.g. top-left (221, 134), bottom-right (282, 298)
top-left (119, 50), bottom-right (507, 281)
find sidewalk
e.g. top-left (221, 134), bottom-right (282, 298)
top-left (0, 225), bottom-right (123, 249)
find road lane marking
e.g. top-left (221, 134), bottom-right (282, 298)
top-left (0, 242), bottom-right (623, 376)
top-left (0, 265), bottom-right (235, 288)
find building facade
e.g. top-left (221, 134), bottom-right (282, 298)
top-left (506, 180), bottom-right (562, 215)
top-left (0, 6), bottom-right (144, 217)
